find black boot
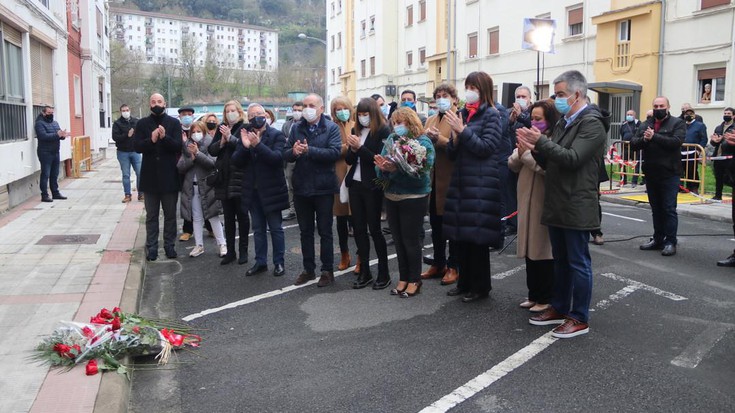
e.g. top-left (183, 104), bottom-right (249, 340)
top-left (238, 244), bottom-right (248, 265)
top-left (353, 271), bottom-right (373, 289)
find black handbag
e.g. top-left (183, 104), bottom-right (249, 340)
top-left (205, 168), bottom-right (222, 186)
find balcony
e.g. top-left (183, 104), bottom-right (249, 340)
top-left (615, 41), bottom-right (631, 69)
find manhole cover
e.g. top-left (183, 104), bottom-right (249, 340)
top-left (36, 234), bottom-right (101, 245)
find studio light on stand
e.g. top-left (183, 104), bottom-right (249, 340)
top-left (522, 18), bottom-right (556, 100)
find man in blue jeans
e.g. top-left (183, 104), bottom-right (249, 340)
top-left (112, 104), bottom-right (142, 203)
top-left (516, 70), bottom-right (607, 339)
top-left (34, 105), bottom-right (70, 202)
top-left (631, 97), bottom-right (686, 257)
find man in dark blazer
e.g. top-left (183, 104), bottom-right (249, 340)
top-left (134, 93), bottom-right (183, 261)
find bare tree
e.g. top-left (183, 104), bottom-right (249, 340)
top-left (110, 41), bottom-right (146, 114)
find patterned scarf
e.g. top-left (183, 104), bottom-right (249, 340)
top-left (465, 102), bottom-right (480, 122)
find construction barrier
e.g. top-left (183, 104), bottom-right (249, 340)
top-left (607, 140), bottom-right (707, 201)
top-left (71, 135), bottom-right (92, 178)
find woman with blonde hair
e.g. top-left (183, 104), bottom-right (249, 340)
top-left (376, 107), bottom-right (435, 297)
top-left (208, 100), bottom-right (250, 265)
top-left (330, 96), bottom-right (357, 271)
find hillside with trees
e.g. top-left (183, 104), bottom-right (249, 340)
top-left (110, 0), bottom-right (326, 112)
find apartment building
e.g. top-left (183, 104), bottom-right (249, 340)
top-left (109, 7), bottom-right (278, 72)
top-left (328, 0), bottom-right (735, 133)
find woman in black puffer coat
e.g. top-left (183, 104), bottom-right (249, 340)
top-left (208, 100), bottom-right (249, 265)
top-left (443, 71), bottom-right (504, 303)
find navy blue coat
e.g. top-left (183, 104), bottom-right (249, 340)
top-left (133, 113), bottom-right (183, 193)
top-left (34, 115), bottom-right (63, 153)
top-left (443, 103), bottom-right (504, 248)
top-left (231, 125), bottom-right (289, 214)
top-left (208, 121), bottom-right (246, 200)
top-left (283, 115), bottom-right (342, 197)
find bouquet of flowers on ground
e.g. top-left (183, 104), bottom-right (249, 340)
top-left (385, 135), bottom-right (430, 178)
top-left (32, 307), bottom-right (200, 376)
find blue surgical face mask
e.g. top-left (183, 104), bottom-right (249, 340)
top-left (393, 124), bottom-right (408, 136)
top-left (626, 115), bottom-right (634, 122)
top-left (336, 109), bottom-right (350, 122)
top-left (181, 115), bottom-right (193, 127)
top-left (401, 101), bottom-right (415, 109)
top-left (428, 109), bottom-right (437, 117)
top-left (554, 94), bottom-right (576, 115)
top-left (436, 98), bottom-right (452, 113)
top-left (381, 105), bottom-right (390, 117)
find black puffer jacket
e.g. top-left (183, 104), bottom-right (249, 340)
top-left (112, 116), bottom-right (138, 152)
top-left (208, 121), bottom-right (246, 200)
top-left (630, 114), bottom-right (686, 179)
top-left (443, 103), bottom-right (504, 248)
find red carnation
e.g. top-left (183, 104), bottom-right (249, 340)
top-left (82, 326), bottom-right (94, 338)
top-left (85, 359), bottom-right (98, 376)
top-left (111, 316), bottom-right (121, 331)
top-left (53, 343), bottom-right (71, 357)
top-left (99, 308), bottom-right (114, 320)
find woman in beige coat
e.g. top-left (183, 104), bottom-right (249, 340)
top-left (508, 99), bottom-right (560, 312)
top-left (331, 96), bottom-right (357, 271)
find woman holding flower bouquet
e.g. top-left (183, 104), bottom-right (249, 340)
top-left (443, 71), bottom-right (504, 303)
top-left (375, 107), bottom-right (435, 297)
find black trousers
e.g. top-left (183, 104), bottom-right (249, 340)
top-left (37, 150), bottom-right (60, 195)
top-left (144, 191), bottom-right (178, 257)
top-left (456, 241), bottom-right (491, 295)
top-left (294, 194), bottom-right (334, 273)
top-left (526, 257), bottom-right (554, 304)
top-left (336, 215), bottom-right (352, 253)
top-left (349, 183), bottom-right (389, 277)
top-left (714, 160), bottom-right (728, 198)
top-left (222, 197), bottom-right (249, 258)
top-left (429, 189), bottom-right (457, 269)
top-left (386, 196), bottom-right (427, 282)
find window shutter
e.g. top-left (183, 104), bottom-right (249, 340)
top-left (41, 44), bottom-right (53, 105)
top-left (3, 23), bottom-right (22, 46)
top-left (96, 8), bottom-right (103, 36)
top-left (698, 68), bottom-right (726, 80)
top-left (569, 8), bottom-right (583, 26)
top-left (30, 39), bottom-right (54, 106)
top-left (701, 0), bottom-right (730, 9)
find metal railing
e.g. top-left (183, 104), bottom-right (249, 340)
top-left (0, 102), bottom-right (28, 143)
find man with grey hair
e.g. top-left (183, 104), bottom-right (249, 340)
top-left (516, 70), bottom-right (607, 338)
top-left (284, 93), bottom-right (342, 287)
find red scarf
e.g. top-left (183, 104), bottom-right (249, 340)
top-left (465, 102), bottom-right (480, 122)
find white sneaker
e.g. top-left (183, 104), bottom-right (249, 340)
top-left (219, 244), bottom-right (228, 257)
top-left (189, 245), bottom-right (205, 257)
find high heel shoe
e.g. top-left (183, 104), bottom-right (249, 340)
top-left (400, 281), bottom-right (422, 298)
top-left (390, 281), bottom-right (408, 295)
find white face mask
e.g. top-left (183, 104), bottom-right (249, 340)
top-left (266, 118), bottom-right (273, 125)
top-left (121, 111), bottom-right (131, 119)
top-left (358, 115), bottom-right (371, 127)
top-left (292, 111), bottom-right (303, 121)
top-left (465, 90), bottom-right (480, 104)
top-left (303, 107), bottom-right (319, 123)
top-left (226, 111), bottom-right (239, 123)
top-left (192, 132), bottom-right (203, 142)
top-left (515, 98), bottom-right (528, 109)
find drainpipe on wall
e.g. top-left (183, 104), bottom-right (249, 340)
top-left (446, 0), bottom-right (451, 83)
top-left (453, 0), bottom-right (457, 84)
top-left (657, 0), bottom-right (667, 96)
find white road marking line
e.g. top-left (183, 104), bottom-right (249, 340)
top-left (419, 275), bottom-right (688, 412)
top-left (602, 212), bottom-right (645, 222)
top-left (665, 315), bottom-right (735, 369)
top-left (491, 265), bottom-right (525, 280)
top-left (600, 273), bottom-right (688, 301)
top-left (419, 332), bottom-right (558, 413)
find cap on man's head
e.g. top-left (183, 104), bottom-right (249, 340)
top-left (685, 108), bottom-right (695, 114)
top-left (178, 106), bottom-right (195, 114)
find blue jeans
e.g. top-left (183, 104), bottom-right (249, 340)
top-left (548, 226), bottom-right (594, 323)
top-left (37, 150), bottom-right (60, 195)
top-left (294, 194), bottom-right (334, 273)
top-left (117, 150), bottom-right (142, 195)
top-left (646, 174), bottom-right (679, 246)
top-left (250, 190), bottom-right (285, 266)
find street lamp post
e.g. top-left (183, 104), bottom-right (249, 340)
top-left (298, 33), bottom-right (328, 102)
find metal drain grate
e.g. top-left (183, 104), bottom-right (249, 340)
top-left (36, 234), bottom-right (101, 245)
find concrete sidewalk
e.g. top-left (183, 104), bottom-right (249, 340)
top-left (0, 151), bottom-right (144, 413)
top-left (0, 151), bottom-right (732, 413)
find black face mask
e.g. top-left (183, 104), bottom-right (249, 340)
top-left (249, 116), bottom-right (267, 129)
top-left (653, 109), bottom-right (668, 120)
top-left (685, 115), bottom-right (693, 122)
top-left (151, 105), bottom-right (165, 116)
top-left (724, 116), bottom-right (733, 123)
top-left (206, 122), bottom-right (218, 131)
top-left (44, 114), bottom-right (54, 122)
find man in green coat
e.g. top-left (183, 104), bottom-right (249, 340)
top-left (516, 70), bottom-right (607, 339)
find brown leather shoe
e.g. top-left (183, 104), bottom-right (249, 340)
top-left (440, 268), bottom-right (458, 285)
top-left (122, 194), bottom-right (132, 203)
top-left (551, 318), bottom-right (589, 338)
top-left (294, 271), bottom-right (316, 286)
top-left (421, 265), bottom-right (447, 280)
top-left (529, 307), bottom-right (566, 326)
top-left (317, 271), bottom-right (334, 287)
top-left (338, 251), bottom-right (351, 271)
top-left (353, 256), bottom-right (361, 274)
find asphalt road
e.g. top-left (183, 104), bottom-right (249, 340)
top-left (130, 201), bottom-right (735, 413)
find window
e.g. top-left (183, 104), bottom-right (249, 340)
top-left (468, 32), bottom-right (478, 58)
top-left (701, 0), bottom-right (730, 9)
top-left (619, 19), bottom-right (631, 42)
top-left (419, 1), bottom-right (427, 22)
top-left (74, 75), bottom-right (82, 116)
top-left (419, 47), bottom-right (426, 65)
top-left (568, 5), bottom-right (583, 36)
top-left (615, 20), bottom-right (631, 68)
top-left (369, 16), bottom-right (375, 33)
top-left (361, 59), bottom-right (366, 77)
top-left (370, 56), bottom-right (375, 76)
top-left (337, 32), bottom-right (342, 49)
top-left (406, 51), bottom-right (413, 68)
top-left (331, 69), bottom-right (335, 84)
top-left (331, 2), bottom-right (335, 17)
top-left (330, 35), bottom-right (335, 50)
top-left (2, 27), bottom-right (24, 102)
top-left (698, 67), bottom-right (726, 103)
top-left (406, 6), bottom-right (414, 26)
top-left (361, 20), bottom-right (366, 38)
top-left (488, 27), bottom-right (499, 55)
